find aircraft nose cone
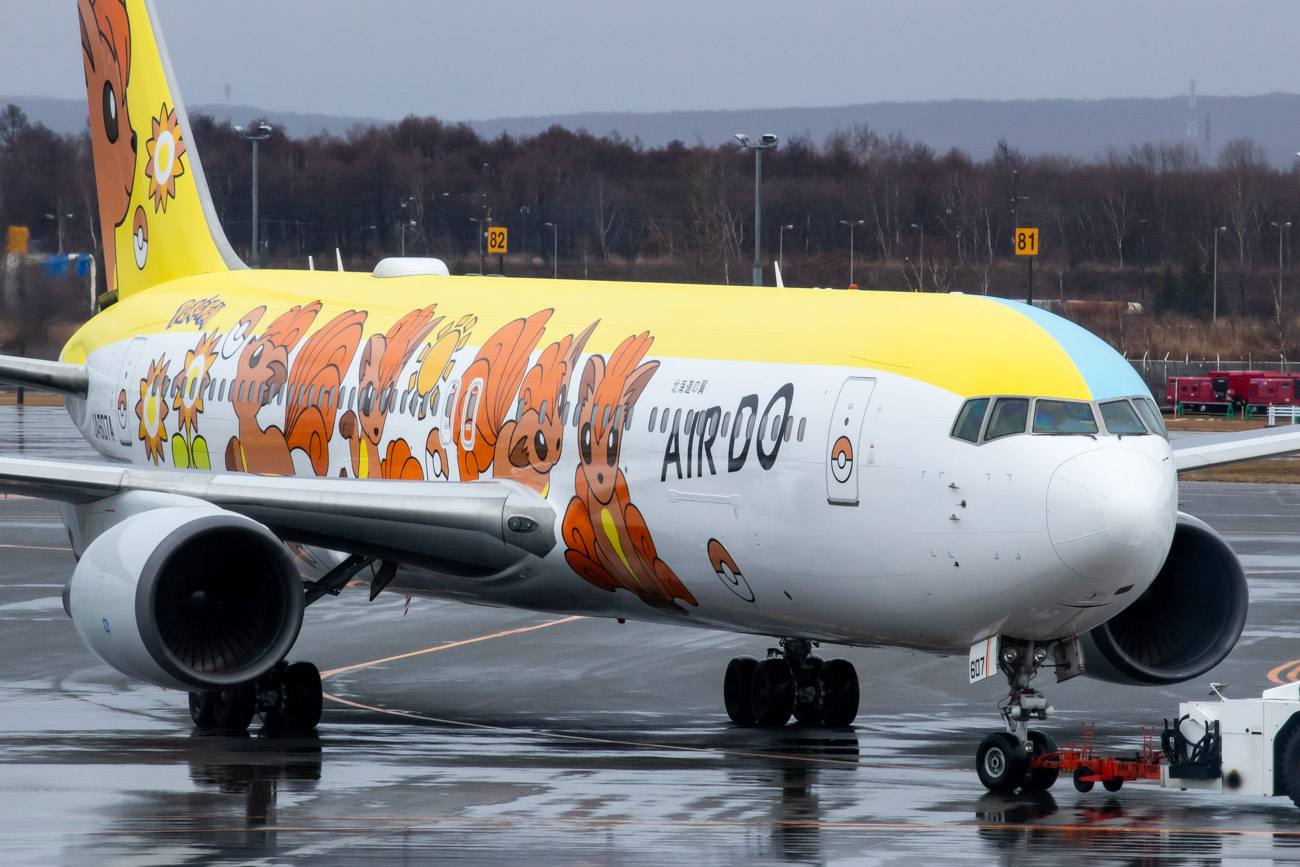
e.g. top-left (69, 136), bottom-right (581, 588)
top-left (1047, 448), bottom-right (1176, 584)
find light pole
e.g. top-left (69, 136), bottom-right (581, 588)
top-left (470, 217), bottom-right (492, 274)
top-left (235, 122), bottom-right (272, 268)
top-left (1273, 220), bottom-right (1292, 325)
top-left (544, 222), bottom-right (558, 278)
top-left (910, 222), bottom-right (924, 291)
top-left (1213, 225), bottom-right (1227, 324)
top-left (779, 224), bottom-right (793, 274)
top-left (399, 196), bottom-right (418, 257)
top-left (734, 133), bottom-right (778, 286)
top-left (839, 219), bottom-right (864, 286)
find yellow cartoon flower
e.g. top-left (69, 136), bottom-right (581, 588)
top-left (136, 356), bottom-right (171, 465)
top-left (174, 332), bottom-right (219, 436)
top-left (145, 103), bottom-right (187, 213)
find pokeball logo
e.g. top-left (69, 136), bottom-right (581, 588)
top-left (132, 205), bottom-right (149, 270)
top-left (830, 436), bottom-right (854, 484)
top-left (116, 389), bottom-right (128, 430)
top-left (220, 309), bottom-right (261, 360)
top-left (708, 538), bottom-right (754, 603)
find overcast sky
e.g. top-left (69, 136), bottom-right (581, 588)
top-left (4, 1), bottom-right (1299, 121)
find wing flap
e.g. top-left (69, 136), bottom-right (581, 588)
top-left (0, 456), bottom-right (555, 574)
top-left (1174, 426), bottom-right (1300, 472)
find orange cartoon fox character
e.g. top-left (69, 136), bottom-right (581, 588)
top-left (494, 321), bottom-right (598, 495)
top-left (79, 0), bottom-right (135, 294)
top-left (339, 305), bottom-right (442, 479)
top-left (454, 311), bottom-right (552, 482)
top-left (283, 310), bottom-right (367, 475)
top-left (225, 304), bottom-right (319, 475)
top-left (562, 333), bottom-right (698, 612)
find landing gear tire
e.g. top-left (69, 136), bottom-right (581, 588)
top-left (1102, 777), bottom-right (1123, 793)
top-left (188, 691), bottom-right (217, 728)
top-left (751, 658), bottom-right (795, 727)
top-left (724, 657), bottom-right (758, 726)
top-left (818, 658), bottom-right (859, 727)
top-left (260, 661), bottom-right (324, 732)
top-left (792, 656), bottom-right (823, 724)
top-left (1073, 765), bottom-right (1095, 793)
top-left (1020, 730), bottom-right (1060, 792)
top-left (976, 732), bottom-right (1027, 793)
top-left (211, 684), bottom-right (256, 732)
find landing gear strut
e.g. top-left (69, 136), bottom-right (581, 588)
top-left (188, 660), bottom-right (323, 733)
top-left (974, 638), bottom-right (1068, 793)
top-left (724, 639), bottom-right (860, 728)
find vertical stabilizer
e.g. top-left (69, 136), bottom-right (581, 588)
top-left (79, 0), bottom-right (244, 304)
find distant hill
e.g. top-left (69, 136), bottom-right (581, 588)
top-left (6, 93), bottom-right (1300, 166)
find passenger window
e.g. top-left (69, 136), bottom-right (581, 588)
top-left (952, 398), bottom-right (990, 443)
top-left (1100, 399), bottom-right (1146, 435)
top-left (218, 380), bottom-right (227, 402)
top-left (672, 408), bottom-right (681, 433)
top-left (746, 413), bottom-right (756, 439)
top-left (237, 381), bottom-right (247, 402)
top-left (1134, 397), bottom-right (1168, 440)
top-left (782, 416), bottom-right (792, 442)
top-left (721, 412), bottom-right (731, 437)
top-left (649, 407), bottom-right (658, 432)
top-left (625, 406), bottom-right (634, 430)
top-left (985, 398), bottom-right (1029, 440)
top-left (1032, 399), bottom-right (1098, 434)
top-left (709, 412), bottom-right (719, 438)
top-left (685, 409), bottom-right (695, 431)
top-left (797, 417), bottom-right (806, 442)
top-left (661, 408), bottom-right (670, 434)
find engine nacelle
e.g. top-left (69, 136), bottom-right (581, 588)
top-left (66, 504), bottom-right (304, 691)
top-left (1081, 512), bottom-right (1247, 686)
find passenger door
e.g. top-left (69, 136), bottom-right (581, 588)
top-left (825, 376), bottom-right (876, 506)
top-left (115, 337), bottom-right (147, 446)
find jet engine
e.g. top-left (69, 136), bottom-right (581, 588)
top-left (64, 504), bottom-right (303, 692)
top-left (1080, 512), bottom-right (1247, 686)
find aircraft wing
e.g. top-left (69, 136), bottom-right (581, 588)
top-left (1173, 426), bottom-right (1300, 472)
top-left (0, 456), bottom-right (555, 576)
top-left (0, 356), bottom-right (88, 398)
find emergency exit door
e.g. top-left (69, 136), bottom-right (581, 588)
top-left (115, 337), bottom-right (147, 446)
top-left (825, 377), bottom-right (876, 506)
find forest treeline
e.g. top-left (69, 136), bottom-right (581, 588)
top-left (2, 101), bottom-right (1298, 323)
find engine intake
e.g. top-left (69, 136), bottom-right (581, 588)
top-left (1081, 512), bottom-right (1246, 685)
top-left (66, 504), bottom-right (303, 691)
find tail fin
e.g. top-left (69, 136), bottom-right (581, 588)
top-left (79, 0), bottom-right (244, 304)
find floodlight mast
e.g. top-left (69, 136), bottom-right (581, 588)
top-left (735, 133), bottom-right (779, 286)
top-left (236, 122), bottom-right (273, 268)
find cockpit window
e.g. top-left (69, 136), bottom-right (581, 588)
top-left (952, 398), bottom-right (989, 443)
top-left (1032, 399), bottom-right (1098, 434)
top-left (985, 398), bottom-right (1029, 440)
top-left (1099, 399), bottom-right (1147, 435)
top-left (1133, 397), bottom-right (1168, 440)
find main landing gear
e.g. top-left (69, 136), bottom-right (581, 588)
top-left (724, 639), bottom-right (860, 728)
top-left (975, 639), bottom-right (1067, 793)
top-left (188, 660), bottom-right (324, 733)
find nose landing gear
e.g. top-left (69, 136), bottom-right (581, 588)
top-left (974, 638), bottom-right (1072, 793)
top-left (724, 638), bottom-right (860, 728)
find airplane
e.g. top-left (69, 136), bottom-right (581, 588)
top-left (3, 0), bottom-right (1299, 794)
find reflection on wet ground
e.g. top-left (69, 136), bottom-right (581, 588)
top-left (6, 407), bottom-right (1300, 863)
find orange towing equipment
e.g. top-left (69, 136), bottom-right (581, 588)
top-left (1028, 724), bottom-right (1165, 793)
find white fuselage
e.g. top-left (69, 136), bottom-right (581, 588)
top-left (67, 331), bottom-right (1179, 653)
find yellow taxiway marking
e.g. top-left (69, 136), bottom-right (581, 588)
top-left (1268, 659), bottom-right (1300, 684)
top-left (318, 615), bottom-right (584, 679)
top-left (317, 616), bottom-right (954, 774)
top-left (0, 543), bottom-right (72, 552)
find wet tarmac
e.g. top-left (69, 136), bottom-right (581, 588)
top-left (4, 406), bottom-right (1300, 864)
